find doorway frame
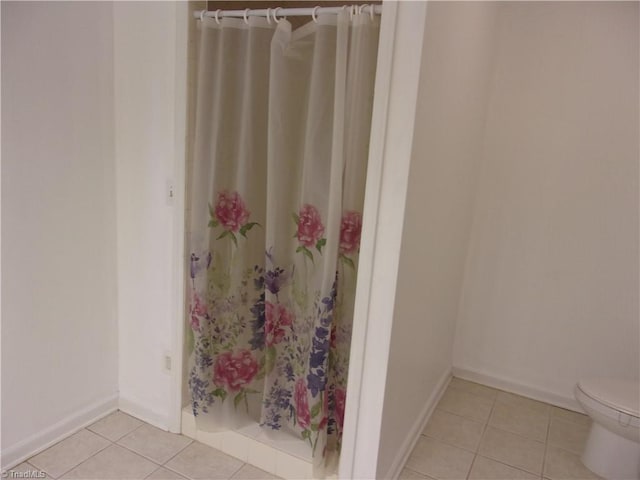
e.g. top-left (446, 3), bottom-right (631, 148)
top-left (337, 1), bottom-right (428, 478)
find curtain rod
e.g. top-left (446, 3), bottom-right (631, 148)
top-left (193, 4), bottom-right (382, 20)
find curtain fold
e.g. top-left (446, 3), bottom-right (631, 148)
top-left (187, 11), bottom-right (380, 467)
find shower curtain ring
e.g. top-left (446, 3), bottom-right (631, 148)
top-left (369, 4), bottom-right (376, 20)
top-left (358, 4), bottom-right (367, 15)
top-left (272, 7), bottom-right (282, 23)
top-left (266, 8), bottom-right (272, 24)
top-left (312, 6), bottom-right (320, 23)
top-left (214, 9), bottom-right (222, 24)
top-left (243, 8), bottom-right (250, 24)
top-left (199, 9), bottom-right (206, 22)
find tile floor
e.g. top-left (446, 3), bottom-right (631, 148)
top-left (8, 411), bottom-right (281, 480)
top-left (5, 377), bottom-right (601, 480)
top-left (400, 377), bottom-right (601, 480)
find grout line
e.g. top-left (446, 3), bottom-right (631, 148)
top-left (430, 406), bottom-right (488, 426)
top-left (466, 391), bottom-right (496, 480)
top-left (158, 438), bottom-right (195, 468)
top-left (228, 462), bottom-right (248, 480)
top-left (420, 432), bottom-right (479, 456)
top-left (399, 465), bottom-right (437, 479)
top-left (88, 420), bottom-right (146, 444)
top-left (42, 429), bottom-right (115, 479)
top-left (474, 453), bottom-right (543, 478)
top-left (24, 462), bottom-right (56, 480)
top-left (477, 421), bottom-right (548, 445)
top-left (115, 433), bottom-right (193, 467)
top-left (160, 462), bottom-right (196, 480)
top-left (144, 465), bottom-right (189, 480)
top-left (541, 400), bottom-right (552, 478)
top-left (466, 454), bottom-right (478, 480)
top-left (143, 465), bottom-right (165, 480)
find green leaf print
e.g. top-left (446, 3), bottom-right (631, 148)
top-left (213, 388), bottom-right (227, 401)
top-left (296, 245), bottom-right (314, 263)
top-left (310, 400), bottom-right (322, 419)
top-left (340, 253), bottom-right (355, 270)
top-left (217, 230), bottom-right (238, 247)
top-left (239, 222), bottom-right (260, 238)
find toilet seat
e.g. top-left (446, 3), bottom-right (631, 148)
top-left (577, 378), bottom-right (640, 418)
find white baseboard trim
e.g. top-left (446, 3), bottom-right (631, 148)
top-left (452, 365), bottom-right (584, 413)
top-left (1, 393), bottom-right (118, 470)
top-left (385, 368), bottom-right (452, 480)
top-left (118, 395), bottom-right (170, 431)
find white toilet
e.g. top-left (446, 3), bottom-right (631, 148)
top-left (575, 378), bottom-right (640, 480)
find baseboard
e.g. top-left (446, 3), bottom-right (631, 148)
top-left (451, 365), bottom-right (584, 413)
top-left (118, 394), bottom-right (170, 431)
top-left (385, 368), bottom-right (452, 480)
top-left (1, 393), bottom-right (118, 470)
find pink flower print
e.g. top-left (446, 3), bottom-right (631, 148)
top-left (214, 191), bottom-right (250, 232)
top-left (213, 350), bottom-right (259, 392)
top-left (296, 204), bottom-right (325, 247)
top-left (190, 293), bottom-right (208, 332)
top-left (265, 302), bottom-right (294, 346)
top-left (330, 325), bottom-right (337, 349)
top-left (295, 378), bottom-right (311, 429)
top-left (339, 211), bottom-right (362, 254)
top-left (334, 388), bottom-right (346, 429)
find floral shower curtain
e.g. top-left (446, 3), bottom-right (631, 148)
top-left (187, 9), bottom-right (379, 465)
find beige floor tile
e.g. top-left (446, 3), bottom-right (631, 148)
top-left (231, 464), bottom-right (281, 479)
top-left (489, 401), bottom-right (550, 442)
top-left (543, 445), bottom-right (602, 479)
top-left (478, 427), bottom-right (545, 475)
top-left (117, 424), bottom-right (192, 464)
top-left (547, 418), bottom-right (590, 455)
top-left (495, 392), bottom-right (550, 415)
top-left (406, 436), bottom-right (475, 480)
top-left (437, 388), bottom-right (495, 423)
top-left (6, 462), bottom-right (54, 479)
top-left (550, 406), bottom-right (591, 427)
top-left (146, 466), bottom-right (189, 479)
top-left (88, 411), bottom-right (144, 441)
top-left (29, 429), bottom-right (110, 478)
top-left (449, 378), bottom-right (499, 401)
top-left (468, 456), bottom-right (539, 480)
top-left (399, 467), bottom-right (433, 479)
top-left (61, 444), bottom-right (158, 479)
top-left (423, 409), bottom-right (485, 452)
top-left (165, 442), bottom-right (244, 479)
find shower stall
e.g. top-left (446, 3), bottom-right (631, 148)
top-left (180, 3), bottom-right (383, 478)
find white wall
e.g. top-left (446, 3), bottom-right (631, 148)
top-left (114, 1), bottom-right (190, 431)
top-left (1, 1), bottom-right (118, 466)
top-left (375, 3), bottom-right (499, 478)
top-left (453, 2), bottom-right (640, 408)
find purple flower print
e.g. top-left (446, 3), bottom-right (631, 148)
top-left (264, 267), bottom-right (288, 295)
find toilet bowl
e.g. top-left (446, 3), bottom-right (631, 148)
top-left (575, 378), bottom-right (640, 480)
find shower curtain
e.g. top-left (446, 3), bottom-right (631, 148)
top-left (187, 9), bottom-right (379, 465)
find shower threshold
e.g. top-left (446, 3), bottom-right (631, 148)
top-left (181, 407), bottom-right (338, 479)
